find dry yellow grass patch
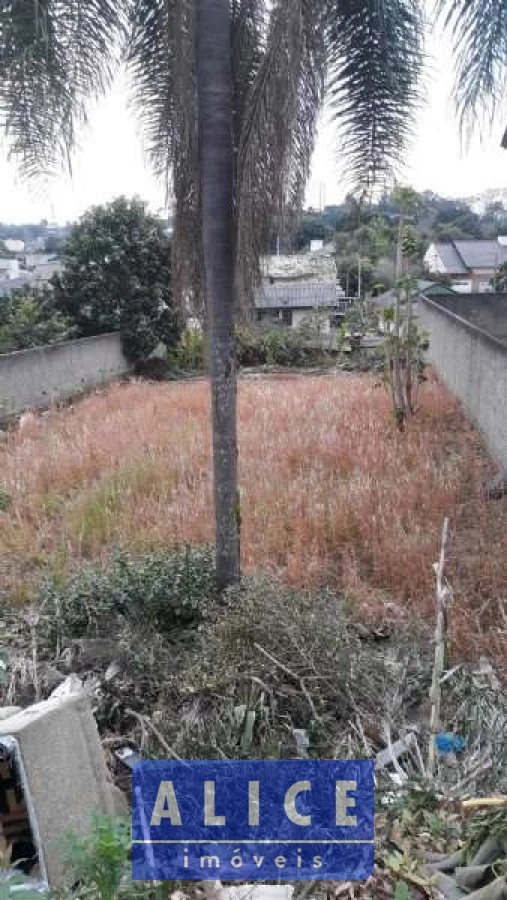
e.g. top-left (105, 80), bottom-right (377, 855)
top-left (0, 374), bottom-right (505, 671)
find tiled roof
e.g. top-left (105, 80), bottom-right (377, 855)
top-left (432, 243), bottom-right (468, 274)
top-left (453, 241), bottom-right (507, 270)
top-left (255, 282), bottom-right (340, 309)
top-left (433, 240), bottom-right (507, 273)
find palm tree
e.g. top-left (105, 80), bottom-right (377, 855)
top-left (1, 0), bottom-right (505, 590)
top-left (195, 0), bottom-right (239, 588)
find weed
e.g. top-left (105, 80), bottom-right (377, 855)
top-left (1, 377), bottom-right (505, 672)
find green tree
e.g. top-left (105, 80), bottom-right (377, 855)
top-left (492, 261), bottom-right (507, 292)
top-left (0, 286), bottom-right (73, 353)
top-left (1, 0), bottom-right (504, 589)
top-left (51, 197), bottom-right (181, 363)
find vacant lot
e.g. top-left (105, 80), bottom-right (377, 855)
top-left (0, 373), bottom-right (505, 671)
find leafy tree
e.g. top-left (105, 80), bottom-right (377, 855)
top-left (336, 256), bottom-right (374, 298)
top-left (1, 0), bottom-right (505, 589)
top-left (0, 286), bottom-right (73, 353)
top-left (492, 261), bottom-right (507, 292)
top-left (51, 197), bottom-right (181, 362)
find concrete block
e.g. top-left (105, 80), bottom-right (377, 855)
top-left (218, 887), bottom-right (294, 900)
top-left (0, 691), bottom-right (117, 887)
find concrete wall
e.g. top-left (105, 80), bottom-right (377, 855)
top-left (0, 332), bottom-right (129, 422)
top-left (417, 295), bottom-right (507, 472)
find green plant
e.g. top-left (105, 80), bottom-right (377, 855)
top-left (235, 325), bottom-right (266, 367)
top-left (393, 882), bottom-right (410, 900)
top-left (0, 488), bottom-right (11, 513)
top-left (37, 546), bottom-right (216, 651)
top-left (132, 357), bottom-right (170, 381)
top-left (167, 327), bottom-right (206, 372)
top-left (380, 278), bottom-right (429, 430)
top-left (60, 815), bottom-right (131, 900)
top-left (57, 815), bottom-right (178, 900)
top-left (0, 287), bottom-right (73, 354)
top-left (50, 197), bottom-right (182, 363)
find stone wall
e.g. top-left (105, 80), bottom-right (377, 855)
top-left (0, 333), bottom-right (129, 423)
top-left (417, 294), bottom-right (507, 472)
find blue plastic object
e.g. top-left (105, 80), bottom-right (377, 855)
top-left (435, 732), bottom-right (466, 755)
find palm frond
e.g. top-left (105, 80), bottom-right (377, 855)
top-left (0, 0), bottom-right (123, 177)
top-left (231, 0), bottom-right (265, 156)
top-left (235, 0), bottom-right (327, 313)
top-left (127, 0), bottom-right (203, 317)
top-left (436, 0), bottom-right (507, 139)
top-left (325, 0), bottom-right (424, 194)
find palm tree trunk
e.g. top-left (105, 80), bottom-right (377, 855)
top-left (196, 0), bottom-right (240, 592)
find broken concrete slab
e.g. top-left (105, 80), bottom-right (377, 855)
top-left (218, 886), bottom-right (294, 900)
top-left (0, 689), bottom-right (118, 887)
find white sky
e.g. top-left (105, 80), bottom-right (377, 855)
top-left (0, 22), bottom-right (505, 225)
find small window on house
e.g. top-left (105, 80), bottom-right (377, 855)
top-left (281, 308), bottom-right (292, 326)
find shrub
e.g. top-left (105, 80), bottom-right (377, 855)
top-left (132, 357), bottom-right (169, 381)
top-left (37, 546), bottom-right (215, 651)
top-left (167, 327), bottom-right (206, 372)
top-left (60, 815), bottom-right (131, 900)
top-left (0, 487), bottom-right (12, 513)
top-left (0, 286), bottom-right (73, 354)
top-left (261, 327), bottom-right (318, 367)
top-left (235, 325), bottom-right (266, 366)
top-left (59, 815), bottom-right (176, 900)
top-left (157, 574), bottom-right (432, 760)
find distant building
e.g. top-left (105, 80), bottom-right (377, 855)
top-left (3, 239), bottom-right (25, 255)
top-left (0, 258), bottom-right (20, 281)
top-left (0, 259), bottom-right (62, 299)
top-left (424, 237), bottom-right (507, 293)
top-left (255, 282), bottom-right (349, 331)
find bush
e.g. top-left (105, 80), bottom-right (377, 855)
top-left (156, 575), bottom-right (432, 760)
top-left (167, 327), bottom-right (206, 372)
top-left (261, 327), bottom-right (317, 367)
top-left (235, 325), bottom-right (266, 366)
top-left (37, 546), bottom-right (215, 651)
top-left (59, 815), bottom-right (177, 900)
top-left (132, 357), bottom-right (169, 381)
top-left (0, 286), bottom-right (74, 354)
top-left (60, 815), bottom-right (131, 900)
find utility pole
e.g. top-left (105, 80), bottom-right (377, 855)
top-left (357, 255), bottom-right (362, 299)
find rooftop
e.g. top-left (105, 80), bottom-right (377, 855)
top-left (256, 282), bottom-right (342, 309)
top-left (431, 239), bottom-right (507, 273)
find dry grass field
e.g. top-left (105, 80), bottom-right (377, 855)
top-left (0, 373), bottom-right (505, 673)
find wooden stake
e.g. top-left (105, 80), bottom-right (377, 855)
top-left (428, 517), bottom-right (450, 779)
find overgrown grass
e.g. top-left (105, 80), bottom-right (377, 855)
top-left (0, 374), bottom-right (505, 672)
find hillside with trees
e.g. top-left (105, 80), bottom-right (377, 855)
top-left (297, 188), bottom-right (507, 294)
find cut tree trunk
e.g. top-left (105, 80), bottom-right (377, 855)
top-left (196, 0), bottom-right (240, 591)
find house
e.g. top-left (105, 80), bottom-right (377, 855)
top-left (372, 279), bottom-right (456, 311)
top-left (424, 237), bottom-right (507, 293)
top-left (0, 260), bottom-right (62, 300)
top-left (0, 258), bottom-right (20, 281)
top-left (3, 239), bottom-right (25, 255)
top-left (255, 282), bottom-right (349, 331)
